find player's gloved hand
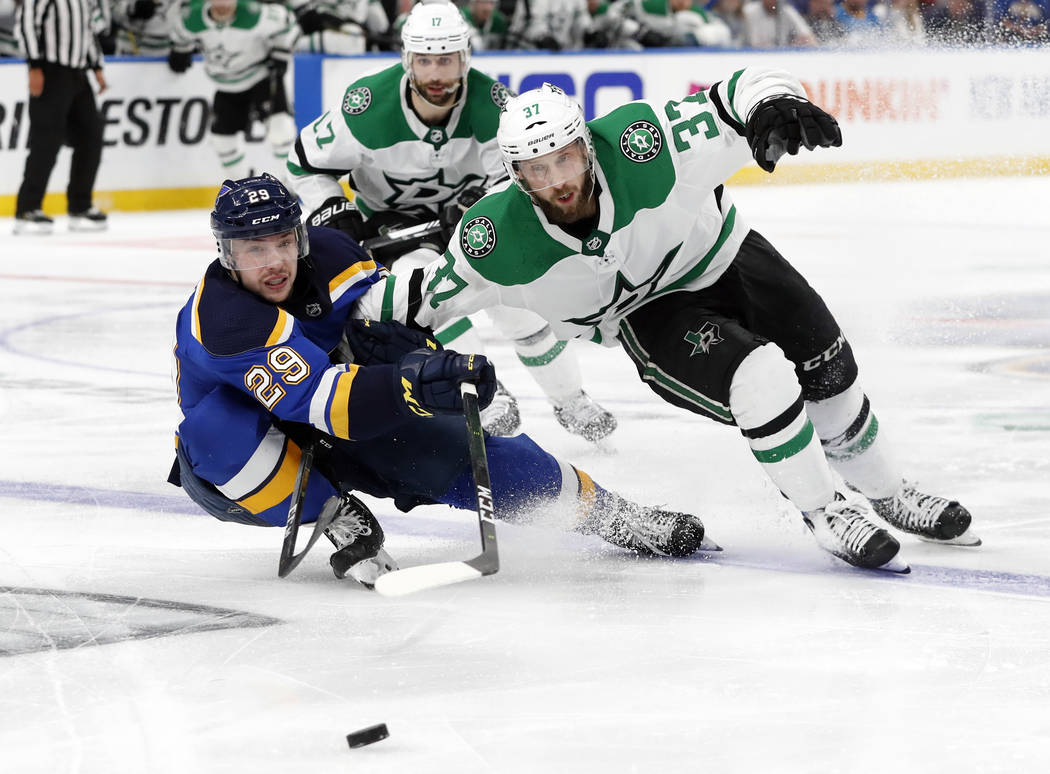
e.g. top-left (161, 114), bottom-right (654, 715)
top-left (128, 0), bottom-right (157, 21)
top-left (345, 319), bottom-right (440, 366)
top-left (167, 49), bottom-right (193, 74)
top-left (636, 27), bottom-right (671, 47)
top-left (296, 8), bottom-right (346, 35)
top-left (307, 197), bottom-right (367, 242)
top-left (439, 184), bottom-right (486, 243)
top-left (533, 34), bottom-right (562, 50)
top-left (745, 95), bottom-right (842, 174)
top-left (395, 349), bottom-right (496, 416)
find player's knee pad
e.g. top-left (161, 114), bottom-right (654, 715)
top-left (265, 111), bottom-right (297, 155)
top-left (729, 342), bottom-right (804, 434)
top-left (805, 383), bottom-right (865, 442)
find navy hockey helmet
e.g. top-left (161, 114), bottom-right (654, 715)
top-left (210, 173), bottom-right (309, 270)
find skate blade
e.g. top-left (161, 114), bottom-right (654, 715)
top-left (879, 552), bottom-right (911, 574)
top-left (918, 531), bottom-right (982, 547)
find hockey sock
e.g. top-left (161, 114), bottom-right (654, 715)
top-left (729, 343), bottom-right (835, 511)
top-left (806, 385), bottom-right (903, 500)
top-left (511, 326), bottom-right (580, 406)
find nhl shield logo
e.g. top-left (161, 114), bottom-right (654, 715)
top-left (342, 87), bottom-right (372, 115)
top-left (461, 216), bottom-right (496, 258)
top-left (305, 303), bottom-right (322, 318)
top-left (620, 121), bottom-right (662, 163)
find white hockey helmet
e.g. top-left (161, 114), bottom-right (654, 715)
top-left (400, 1), bottom-right (472, 107)
top-left (497, 83), bottom-right (594, 194)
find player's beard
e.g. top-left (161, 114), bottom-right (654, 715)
top-left (534, 173), bottom-right (596, 225)
top-left (415, 77), bottom-right (461, 108)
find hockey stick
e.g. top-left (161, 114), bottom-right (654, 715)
top-left (276, 442), bottom-right (337, 578)
top-left (374, 382), bottom-right (499, 596)
top-left (359, 219), bottom-right (444, 264)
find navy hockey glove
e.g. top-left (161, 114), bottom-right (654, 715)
top-left (745, 95), bottom-right (842, 173)
top-left (396, 349), bottom-right (496, 417)
top-left (167, 50), bottom-right (193, 74)
top-left (307, 197), bottom-right (367, 242)
top-left (346, 319), bottom-right (440, 366)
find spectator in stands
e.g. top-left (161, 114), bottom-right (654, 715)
top-left (924, 0), bottom-right (990, 44)
top-left (711, 0), bottom-right (749, 45)
top-left (741, 0), bottom-right (817, 46)
top-left (464, 0), bottom-right (511, 49)
top-left (1, 0), bottom-right (20, 56)
top-left (508, 0), bottom-right (592, 49)
top-left (836, 0), bottom-right (887, 43)
top-left (884, 0), bottom-right (928, 43)
top-left (627, 0), bottom-right (733, 46)
top-left (805, 0), bottom-right (847, 42)
top-left (997, 0), bottom-right (1049, 42)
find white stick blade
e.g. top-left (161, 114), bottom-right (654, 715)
top-left (373, 561), bottom-right (483, 597)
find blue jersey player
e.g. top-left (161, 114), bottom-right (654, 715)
top-left (169, 174), bottom-right (710, 587)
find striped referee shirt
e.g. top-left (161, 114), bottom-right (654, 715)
top-left (16, 0), bottom-right (107, 69)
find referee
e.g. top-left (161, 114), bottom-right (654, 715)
top-left (14, 0), bottom-right (109, 234)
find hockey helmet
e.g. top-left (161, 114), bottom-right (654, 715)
top-left (497, 84), bottom-right (595, 194)
top-left (400, 1), bottom-right (472, 107)
top-left (210, 173), bottom-right (308, 271)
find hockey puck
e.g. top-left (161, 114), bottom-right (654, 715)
top-left (346, 723), bottom-right (389, 749)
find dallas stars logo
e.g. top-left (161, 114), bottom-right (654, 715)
top-left (684, 322), bottom-right (724, 356)
top-left (619, 121), bottom-right (662, 163)
top-left (383, 169), bottom-right (482, 209)
top-left (461, 216), bottom-right (496, 258)
top-left (342, 87), bottom-right (372, 115)
top-left (490, 82), bottom-right (513, 108)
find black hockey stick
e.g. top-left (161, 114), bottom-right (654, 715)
top-left (277, 442), bottom-right (337, 578)
top-left (359, 219), bottom-right (444, 264)
top-left (374, 382), bottom-right (499, 596)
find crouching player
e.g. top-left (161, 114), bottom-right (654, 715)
top-left (169, 174), bottom-right (712, 587)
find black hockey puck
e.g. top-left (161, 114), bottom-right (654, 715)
top-left (346, 723), bottom-right (389, 749)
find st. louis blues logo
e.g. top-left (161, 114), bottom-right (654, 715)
top-left (342, 87), bottom-right (372, 115)
top-left (461, 216), bottom-right (496, 258)
top-left (620, 121), bottom-right (662, 163)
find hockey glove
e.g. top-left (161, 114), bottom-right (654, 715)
top-left (307, 197), bottom-right (367, 242)
top-left (128, 0), bottom-right (157, 21)
top-left (346, 319), bottom-right (440, 366)
top-left (439, 184), bottom-right (487, 243)
top-left (296, 8), bottom-right (346, 35)
top-left (396, 349), bottom-right (496, 417)
top-left (167, 49), bottom-right (193, 74)
top-left (745, 95), bottom-right (842, 173)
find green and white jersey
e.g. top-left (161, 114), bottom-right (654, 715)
top-left (170, 0), bottom-right (296, 92)
top-left (355, 67), bottom-right (810, 346)
top-left (287, 63), bottom-right (513, 221)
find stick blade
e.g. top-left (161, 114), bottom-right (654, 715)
top-left (373, 561), bottom-right (483, 597)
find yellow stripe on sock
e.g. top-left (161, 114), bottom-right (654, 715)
top-left (237, 438), bottom-right (301, 514)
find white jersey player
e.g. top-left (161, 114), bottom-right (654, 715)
top-left (286, 0), bottom-right (616, 442)
top-left (168, 0), bottom-right (298, 181)
top-left (353, 71), bottom-right (981, 573)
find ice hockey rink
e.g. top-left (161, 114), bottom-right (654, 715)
top-left (1, 175), bottom-right (1048, 773)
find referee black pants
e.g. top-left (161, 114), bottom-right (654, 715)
top-left (16, 62), bottom-right (103, 216)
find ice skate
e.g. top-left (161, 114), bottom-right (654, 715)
top-left (13, 210), bottom-right (54, 235)
top-left (322, 493), bottom-right (398, 587)
top-left (871, 483), bottom-right (980, 546)
top-left (803, 494), bottom-right (909, 573)
top-left (582, 493), bottom-right (716, 557)
top-left (480, 380), bottom-right (521, 436)
top-left (553, 389), bottom-right (617, 442)
top-left (68, 207), bottom-right (109, 232)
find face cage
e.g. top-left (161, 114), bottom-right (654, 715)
top-left (507, 138), bottom-right (595, 196)
top-left (403, 50), bottom-right (469, 109)
top-left (217, 224), bottom-right (309, 272)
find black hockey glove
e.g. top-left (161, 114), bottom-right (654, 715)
top-left (439, 184), bottom-right (487, 243)
top-left (128, 0), bottom-right (157, 21)
top-left (532, 34), bottom-right (562, 51)
top-left (307, 197), bottom-right (367, 242)
top-left (396, 349), bottom-right (496, 416)
top-left (167, 49), bottom-right (193, 74)
top-left (345, 319), bottom-right (440, 366)
top-left (745, 95), bottom-right (842, 174)
top-left (296, 8), bottom-right (345, 35)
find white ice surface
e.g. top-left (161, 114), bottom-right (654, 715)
top-left (1, 177), bottom-right (1049, 774)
